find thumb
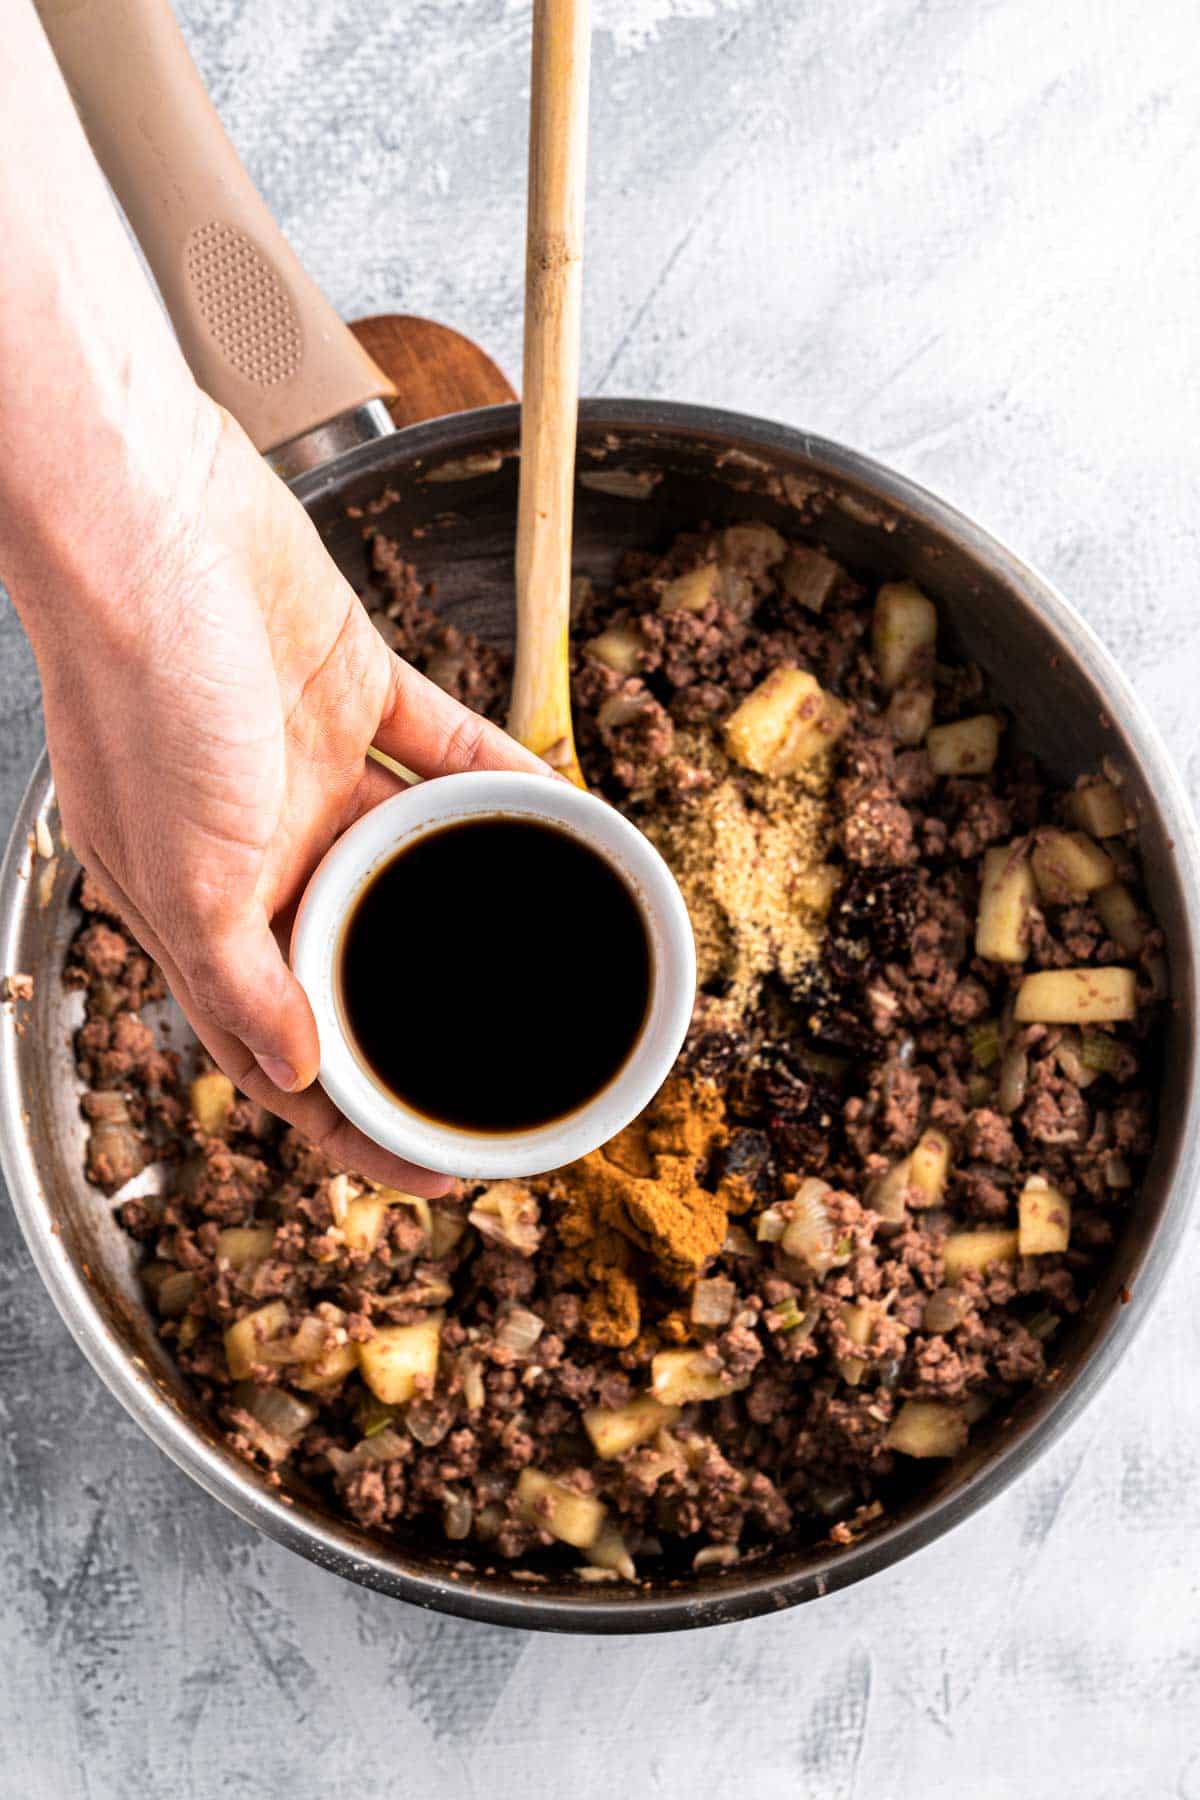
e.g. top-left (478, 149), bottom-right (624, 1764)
top-left (176, 907), bottom-right (320, 1093)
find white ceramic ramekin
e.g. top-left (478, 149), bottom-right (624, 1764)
top-left (290, 770), bottom-right (697, 1178)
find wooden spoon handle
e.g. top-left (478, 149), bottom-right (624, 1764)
top-left (507, 0), bottom-right (592, 786)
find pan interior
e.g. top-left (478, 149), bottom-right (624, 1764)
top-left (3, 404), bottom-right (1194, 1629)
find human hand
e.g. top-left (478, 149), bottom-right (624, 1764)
top-left (14, 392), bottom-right (547, 1193)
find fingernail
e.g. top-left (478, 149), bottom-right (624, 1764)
top-left (256, 1054), bottom-right (298, 1092)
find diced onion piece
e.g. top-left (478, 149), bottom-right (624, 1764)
top-left (1093, 882), bottom-right (1148, 954)
top-left (325, 1172), bottom-right (357, 1226)
top-left (926, 714), bottom-right (1001, 776)
top-left (866, 1156), bottom-right (912, 1224)
top-left (459, 1354), bottom-right (486, 1412)
top-left (659, 562), bottom-right (720, 614)
top-left (1031, 830), bottom-right (1115, 905)
top-left (587, 623), bottom-right (645, 673)
top-left (837, 1302), bottom-right (873, 1386)
top-left (885, 1400), bottom-right (967, 1459)
top-left (908, 1129), bottom-right (951, 1207)
top-left (1079, 1031), bottom-right (1121, 1075)
top-left (886, 683), bottom-right (935, 746)
top-left (922, 1286), bottom-right (965, 1333)
top-left (233, 1381), bottom-right (316, 1443)
top-left (691, 1277), bottom-right (736, 1327)
top-left (325, 1426), bottom-right (409, 1477)
top-left (224, 1300), bottom-right (291, 1380)
top-left (429, 1208), bottom-right (467, 1260)
top-left (443, 1490), bottom-right (474, 1540)
top-left (1013, 966), bottom-right (1137, 1025)
top-left (357, 1313), bottom-right (442, 1405)
top-left (780, 1177), bottom-right (836, 1275)
top-left (942, 1229), bottom-right (1019, 1282)
top-left (693, 1543), bottom-right (740, 1571)
top-left (293, 1345), bottom-right (358, 1393)
top-left (157, 1269), bottom-right (198, 1319)
top-left (583, 1394), bottom-right (680, 1460)
top-left (216, 1226), bottom-right (275, 1270)
top-left (468, 1182), bottom-right (541, 1256)
top-left (780, 545), bottom-right (840, 613)
top-left (650, 1349), bottom-right (749, 1406)
top-left (1105, 1153), bottom-right (1133, 1190)
top-left (1018, 1177), bottom-right (1071, 1256)
top-left (587, 1523), bottom-right (637, 1580)
top-left (495, 1306), bottom-right (545, 1356)
top-left (756, 1205), bottom-right (787, 1243)
top-left (515, 1469), bottom-right (606, 1550)
top-left (872, 581), bottom-right (938, 691)
top-left (723, 668), bottom-right (848, 776)
top-left (190, 1069), bottom-right (235, 1135)
top-left (998, 1044), bottom-right (1029, 1116)
top-left (975, 843), bottom-right (1037, 963)
top-left (1068, 780), bottom-right (1127, 838)
top-left (722, 520), bottom-right (787, 565)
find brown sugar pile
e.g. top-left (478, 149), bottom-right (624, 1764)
top-left (647, 736), bottom-right (837, 1023)
top-left (545, 1076), bottom-right (736, 1349)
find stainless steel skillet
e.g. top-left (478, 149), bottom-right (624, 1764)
top-left (4, 0), bottom-right (1197, 1633)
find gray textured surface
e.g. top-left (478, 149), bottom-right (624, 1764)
top-left (3, 1), bottom-right (1200, 1794)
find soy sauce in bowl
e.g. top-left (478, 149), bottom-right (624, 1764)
top-left (338, 816), bottom-right (652, 1134)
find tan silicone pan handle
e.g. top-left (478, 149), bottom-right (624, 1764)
top-left (35, 0), bottom-right (396, 454)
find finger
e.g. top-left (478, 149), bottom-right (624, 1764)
top-left (374, 656), bottom-right (552, 781)
top-left (173, 905), bottom-right (321, 1094)
top-left (144, 924), bottom-right (455, 1196)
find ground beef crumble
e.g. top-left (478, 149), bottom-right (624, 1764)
top-left (63, 518), bottom-right (1164, 1583)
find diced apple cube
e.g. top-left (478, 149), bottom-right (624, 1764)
top-left (357, 1313), bottom-right (442, 1405)
top-left (190, 1070), bottom-right (235, 1135)
top-left (224, 1300), bottom-right (291, 1380)
top-left (1018, 1177), bottom-right (1072, 1256)
top-left (587, 624), bottom-right (645, 673)
top-left (723, 667), bottom-right (847, 776)
top-left (1031, 830), bottom-right (1115, 904)
top-left (659, 564), bottom-right (720, 614)
top-left (926, 714), bottom-right (1001, 775)
top-left (780, 545), bottom-right (841, 613)
top-left (1068, 781), bottom-right (1128, 838)
top-left (582, 1394), bottom-right (680, 1460)
top-left (885, 1400), bottom-right (968, 1459)
top-left (943, 1229), bottom-right (1019, 1282)
top-left (1013, 966), bottom-right (1137, 1024)
top-left (516, 1469), bottom-right (606, 1549)
top-left (650, 1348), bottom-right (750, 1406)
top-left (872, 581), bottom-right (938, 690)
top-left (909, 1129), bottom-right (951, 1206)
top-left (975, 842), bottom-right (1037, 963)
top-left (886, 684), bottom-right (935, 746)
top-left (1094, 882), bottom-right (1148, 954)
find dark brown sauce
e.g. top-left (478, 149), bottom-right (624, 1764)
top-left (338, 816), bottom-right (652, 1134)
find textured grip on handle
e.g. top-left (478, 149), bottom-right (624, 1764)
top-left (36, 0), bottom-right (395, 454)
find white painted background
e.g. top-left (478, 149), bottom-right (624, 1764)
top-left (1, 1), bottom-right (1198, 1794)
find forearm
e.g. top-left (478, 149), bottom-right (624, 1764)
top-left (0, 0), bottom-right (203, 622)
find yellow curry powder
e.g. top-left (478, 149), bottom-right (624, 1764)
top-left (545, 1075), bottom-right (740, 1349)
